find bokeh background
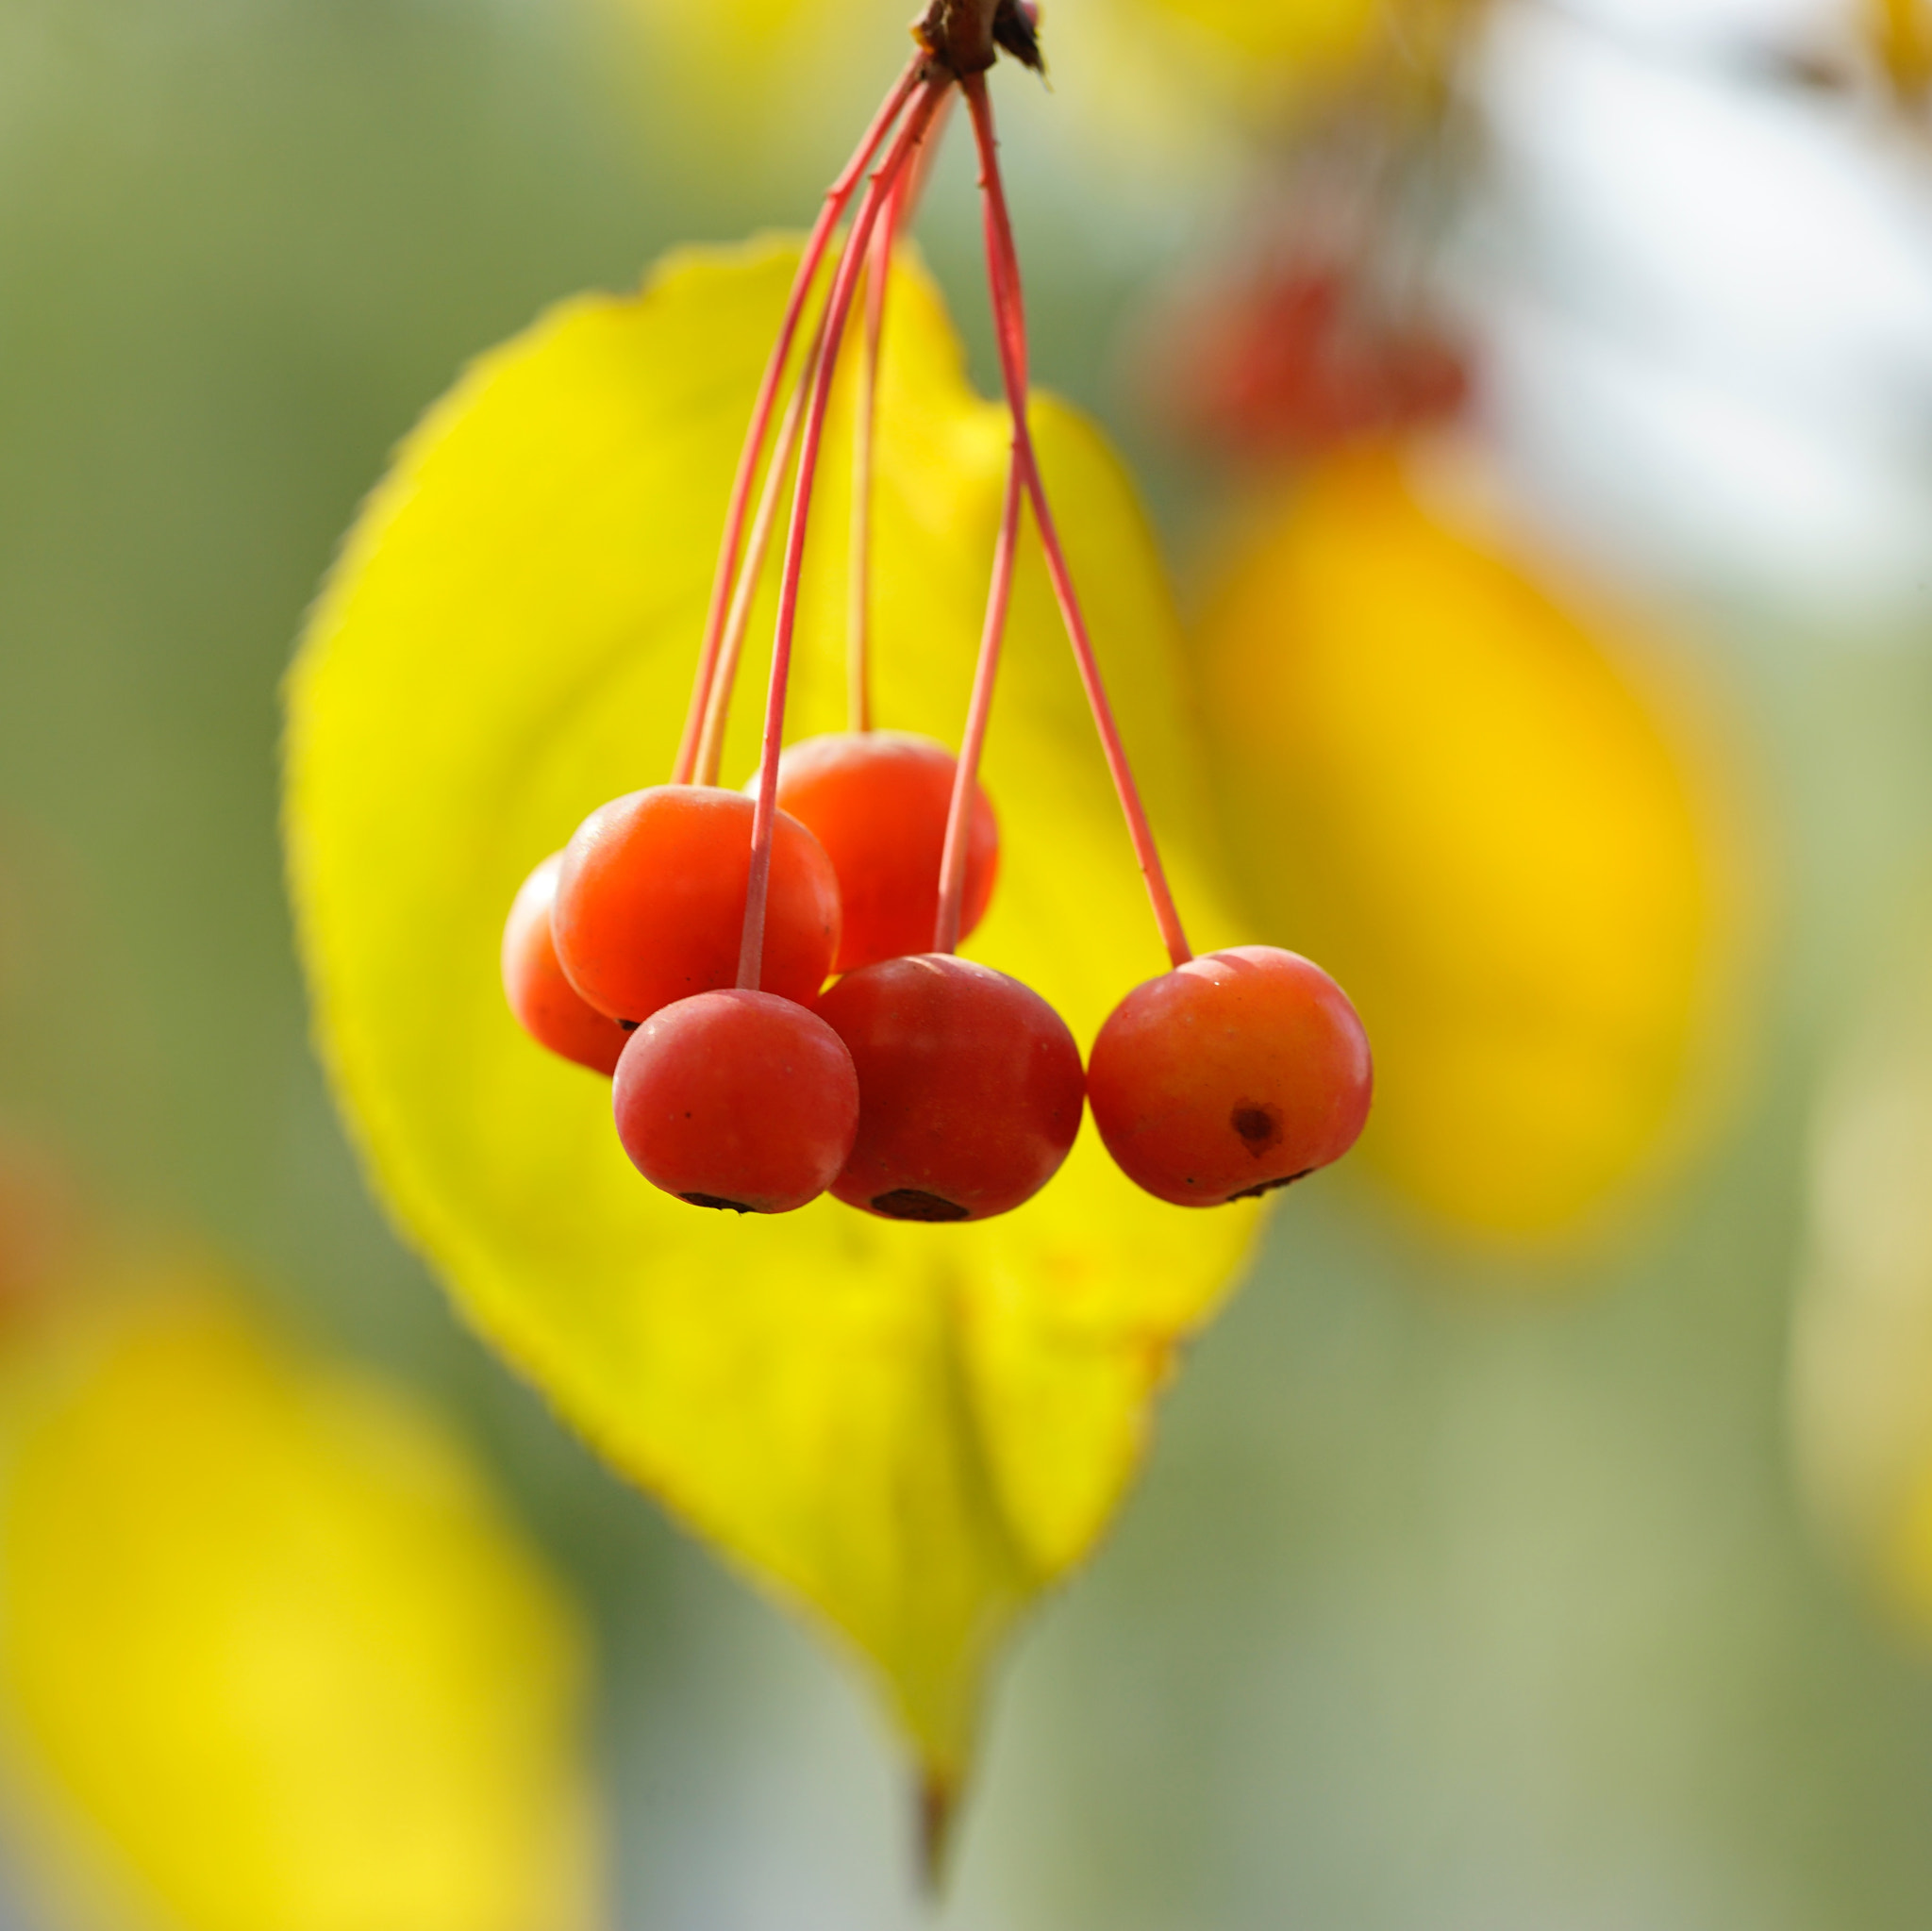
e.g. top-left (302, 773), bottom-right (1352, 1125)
top-left (8, 0), bottom-right (1932, 1924)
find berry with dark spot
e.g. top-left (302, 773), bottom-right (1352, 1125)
top-left (1087, 945), bottom-right (1371, 1207)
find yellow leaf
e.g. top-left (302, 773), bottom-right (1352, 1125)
top-left (1196, 447), bottom-right (1745, 1247)
top-left (1132, 0), bottom-right (1381, 71)
top-left (284, 239), bottom-right (1255, 1792)
top-left (619, 0), bottom-right (1378, 70)
top-left (1870, 0), bottom-right (1932, 106)
top-left (614, 0), bottom-right (901, 84)
top-left (0, 1272), bottom-right (600, 1931)
top-left (1792, 928), bottom-right (1932, 1633)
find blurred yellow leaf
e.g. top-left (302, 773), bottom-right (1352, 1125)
top-left (1870, 0), bottom-right (1932, 105)
top-left (1196, 446), bottom-right (1742, 1247)
top-left (0, 1273), bottom-right (600, 1931)
top-left (620, 0), bottom-right (901, 71)
top-left (1792, 928), bottom-right (1932, 1630)
top-left (667, 0), bottom-right (808, 37)
top-left (284, 240), bottom-right (1253, 1797)
top-left (1131, 0), bottom-right (1381, 71)
top-left (623, 0), bottom-right (1379, 69)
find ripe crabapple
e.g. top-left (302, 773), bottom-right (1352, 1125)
top-left (612, 989), bottom-right (860, 1214)
top-left (758, 731), bottom-right (999, 972)
top-left (816, 953), bottom-right (1085, 1222)
top-left (553, 785), bottom-right (840, 1024)
top-left (1087, 945), bottom-right (1371, 1207)
top-left (500, 853), bottom-right (629, 1075)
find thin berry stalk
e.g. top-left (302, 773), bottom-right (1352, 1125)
top-left (963, 73), bottom-right (1194, 969)
top-left (739, 79), bottom-right (953, 991)
top-left (694, 322), bottom-right (824, 788)
top-left (845, 197), bottom-right (894, 737)
top-left (934, 452), bottom-right (1022, 954)
top-left (845, 86), bottom-right (955, 740)
top-left (672, 53), bottom-right (924, 787)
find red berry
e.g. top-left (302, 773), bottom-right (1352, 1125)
top-left (816, 953), bottom-right (1085, 1222)
top-left (755, 732), bottom-right (999, 973)
top-left (554, 785), bottom-right (841, 1023)
top-left (1141, 261), bottom-right (1471, 462)
top-left (1087, 945), bottom-right (1372, 1207)
top-left (612, 990), bottom-right (859, 1214)
top-left (500, 853), bottom-right (629, 1075)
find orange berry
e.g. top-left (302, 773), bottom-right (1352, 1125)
top-left (760, 732), bottom-right (998, 972)
top-left (554, 785), bottom-right (840, 1023)
top-left (1087, 945), bottom-right (1372, 1207)
top-left (500, 854), bottom-right (629, 1075)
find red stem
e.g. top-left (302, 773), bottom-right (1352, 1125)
top-left (899, 84), bottom-right (957, 218)
top-left (738, 81), bottom-right (952, 991)
top-left (846, 87), bottom-right (955, 740)
top-left (934, 452), bottom-right (1022, 953)
top-left (961, 74), bottom-right (1193, 969)
top-left (846, 194), bottom-right (895, 737)
top-left (693, 322), bottom-right (824, 788)
top-left (672, 54), bottom-right (924, 788)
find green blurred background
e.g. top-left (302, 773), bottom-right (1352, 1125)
top-left (9, 0), bottom-right (1932, 1924)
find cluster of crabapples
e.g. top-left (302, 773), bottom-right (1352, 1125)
top-left (501, 732), bottom-right (1373, 1222)
top-left (501, 19), bottom-right (1372, 1224)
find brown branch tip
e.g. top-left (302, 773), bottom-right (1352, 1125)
top-left (915, 0), bottom-right (1042, 76)
top-left (917, 1771), bottom-right (958, 1894)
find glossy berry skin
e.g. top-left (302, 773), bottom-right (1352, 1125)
top-left (1087, 945), bottom-right (1372, 1207)
top-left (612, 990), bottom-right (860, 1214)
top-left (816, 954), bottom-right (1085, 1223)
top-left (501, 853), bottom-right (629, 1075)
top-left (554, 785), bottom-right (841, 1024)
top-left (759, 732), bottom-right (998, 972)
